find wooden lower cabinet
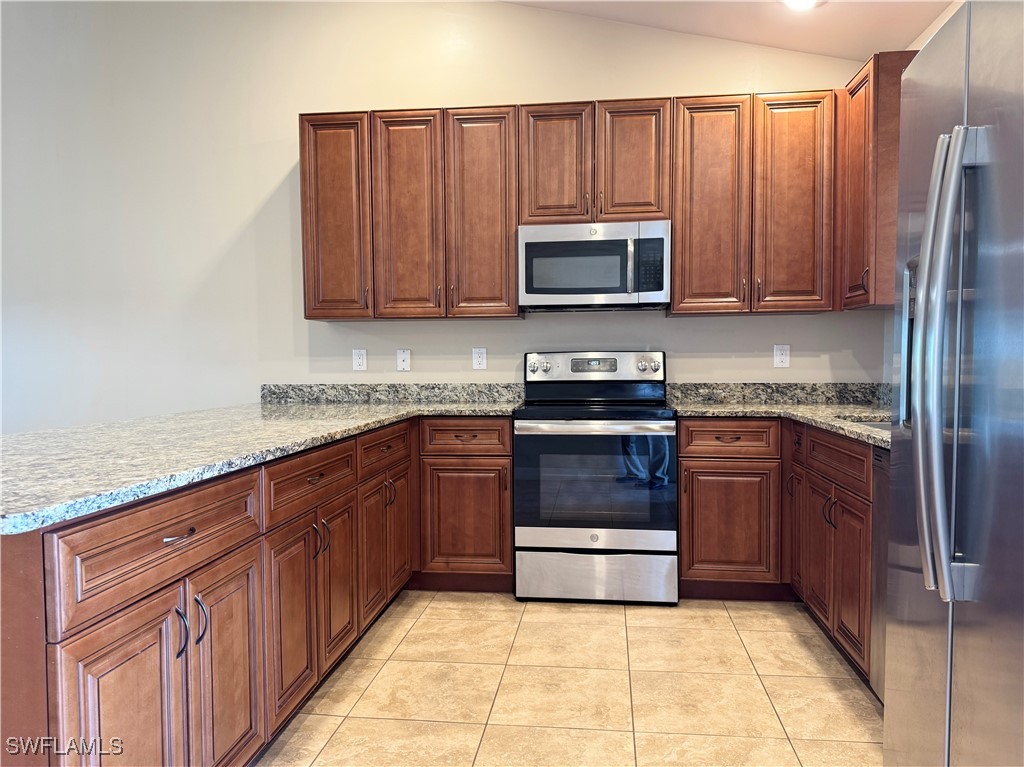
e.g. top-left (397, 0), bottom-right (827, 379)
top-left (786, 463), bottom-right (806, 596)
top-left (316, 490), bottom-right (359, 674)
top-left (420, 457), bottom-right (513, 574)
top-left (263, 513), bottom-right (318, 733)
top-left (801, 471), bottom-right (835, 626)
top-left (187, 542), bottom-right (265, 767)
top-left (680, 459), bottom-right (781, 582)
top-left (48, 584), bottom-right (189, 767)
top-left (357, 475), bottom-right (389, 628)
top-left (385, 464), bottom-right (413, 599)
top-left (831, 487), bottom-right (871, 669)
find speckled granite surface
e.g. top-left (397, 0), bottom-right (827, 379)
top-left (2, 384), bottom-right (890, 535)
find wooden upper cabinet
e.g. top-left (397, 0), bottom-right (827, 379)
top-left (836, 51), bottom-right (917, 309)
top-left (300, 112), bottom-right (373, 319)
top-left (519, 102), bottom-right (594, 223)
top-left (596, 98), bottom-right (671, 220)
top-left (372, 109), bottom-right (446, 317)
top-left (444, 106), bottom-right (519, 316)
top-left (753, 91), bottom-right (834, 312)
top-left (671, 95), bottom-right (752, 314)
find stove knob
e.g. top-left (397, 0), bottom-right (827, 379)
top-left (540, 361), bottom-right (552, 373)
top-left (651, 360), bottom-right (662, 372)
top-left (528, 360), bottom-right (539, 374)
top-left (637, 360), bottom-right (649, 372)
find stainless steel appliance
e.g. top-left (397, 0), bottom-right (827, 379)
top-left (513, 351), bottom-right (678, 603)
top-left (886, 4), bottom-right (1023, 765)
top-left (517, 221), bottom-right (670, 310)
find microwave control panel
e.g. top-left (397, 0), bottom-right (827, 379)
top-left (635, 238), bottom-right (665, 292)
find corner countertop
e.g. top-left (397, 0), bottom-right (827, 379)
top-left (0, 400), bottom-right (890, 536)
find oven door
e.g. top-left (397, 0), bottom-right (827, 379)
top-left (513, 419), bottom-right (677, 551)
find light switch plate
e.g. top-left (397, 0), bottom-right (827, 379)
top-left (352, 349), bottom-right (367, 371)
top-left (774, 344), bottom-right (791, 368)
top-left (472, 347), bottom-right (487, 370)
top-left (396, 349), bottom-right (411, 371)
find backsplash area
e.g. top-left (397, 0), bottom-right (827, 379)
top-left (262, 382), bottom-right (890, 406)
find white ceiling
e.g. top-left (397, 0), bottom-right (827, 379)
top-left (507, 1), bottom-right (951, 61)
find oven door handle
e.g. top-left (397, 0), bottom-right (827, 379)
top-left (514, 420), bottom-right (676, 436)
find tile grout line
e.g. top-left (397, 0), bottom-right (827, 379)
top-left (625, 612), bottom-right (640, 767)
top-left (470, 596), bottom-right (526, 766)
top-left (304, 715), bottom-right (346, 767)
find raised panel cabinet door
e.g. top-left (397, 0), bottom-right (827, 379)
top-left (357, 477), bottom-right (389, 628)
top-left (263, 512), bottom-right (318, 733)
top-left (372, 109), bottom-right (445, 317)
top-left (671, 95), bottom-right (752, 313)
top-left (445, 106), bottom-right (519, 317)
top-left (317, 490), bottom-right (359, 673)
top-left (596, 98), bottom-right (671, 220)
top-left (680, 459), bottom-right (781, 582)
top-left (802, 472), bottom-right (835, 626)
top-left (187, 542), bottom-right (265, 767)
top-left (786, 464), bottom-right (806, 596)
top-left (519, 102), bottom-right (594, 223)
top-left (831, 487), bottom-right (871, 672)
top-left (300, 112), bottom-right (373, 318)
top-left (421, 457), bottom-right (512, 574)
top-left (752, 91), bottom-right (834, 312)
top-left (48, 584), bottom-right (187, 767)
top-left (385, 464), bottom-right (413, 599)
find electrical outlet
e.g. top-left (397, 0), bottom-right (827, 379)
top-left (472, 347), bottom-right (487, 370)
top-left (352, 349), bottom-right (367, 371)
top-left (774, 344), bottom-right (791, 368)
top-left (396, 349), bottom-right (411, 371)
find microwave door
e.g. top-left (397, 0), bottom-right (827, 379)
top-left (636, 220), bottom-right (672, 305)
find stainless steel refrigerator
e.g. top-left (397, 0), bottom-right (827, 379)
top-left (886, 2), bottom-right (1023, 765)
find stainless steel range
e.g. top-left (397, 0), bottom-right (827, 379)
top-left (513, 351), bottom-right (678, 604)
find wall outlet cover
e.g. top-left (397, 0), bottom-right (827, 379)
top-left (352, 349), bottom-right (367, 371)
top-left (774, 344), bottom-right (791, 368)
top-left (396, 349), bottom-right (411, 371)
top-left (472, 347), bottom-right (487, 370)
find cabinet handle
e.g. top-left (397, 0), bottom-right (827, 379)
top-left (794, 435), bottom-right (802, 448)
top-left (502, 466), bottom-right (508, 491)
top-left (453, 433), bottom-right (478, 441)
top-left (163, 526), bottom-right (197, 545)
top-left (827, 498), bottom-right (839, 529)
top-left (741, 278), bottom-right (747, 303)
top-left (321, 518), bottom-right (331, 552)
top-left (307, 472), bottom-right (325, 485)
top-left (756, 278), bottom-right (763, 303)
top-left (384, 478), bottom-right (396, 506)
top-left (859, 266), bottom-right (870, 294)
top-left (584, 192), bottom-right (590, 216)
top-left (312, 523), bottom-right (322, 559)
top-left (714, 435), bottom-right (742, 443)
top-left (786, 473), bottom-right (795, 498)
top-left (364, 286), bottom-right (369, 307)
top-left (450, 284), bottom-right (456, 306)
top-left (194, 595), bottom-right (209, 646)
top-left (599, 190), bottom-right (604, 217)
top-left (174, 607), bottom-right (189, 659)
top-left (379, 444), bottom-right (392, 454)
top-left (820, 495), bottom-right (832, 527)
top-left (682, 469), bottom-right (688, 494)
top-left (436, 285), bottom-right (441, 305)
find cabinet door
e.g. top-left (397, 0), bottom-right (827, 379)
top-left (263, 512), bottom-right (318, 733)
top-left (372, 109), bottom-right (445, 317)
top-left (802, 472), bottom-right (835, 626)
top-left (316, 490), bottom-right (359, 674)
top-left (832, 487), bottom-right (871, 672)
top-left (596, 98), bottom-right (671, 220)
top-left (786, 464), bottom-right (806, 597)
top-left (188, 542), bottom-right (265, 767)
top-left (48, 585), bottom-right (187, 767)
top-left (445, 106), bottom-right (519, 317)
top-left (680, 459), bottom-right (781, 582)
top-left (299, 112), bottom-right (373, 319)
top-left (519, 102), bottom-right (594, 224)
top-left (385, 464), bottom-right (413, 599)
top-left (357, 477), bottom-right (389, 628)
top-left (421, 457), bottom-right (512, 574)
top-left (671, 95), bottom-right (752, 313)
top-left (752, 91), bottom-right (834, 312)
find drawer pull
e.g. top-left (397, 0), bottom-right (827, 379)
top-left (163, 526), bottom-right (197, 545)
top-left (307, 472), bottom-right (326, 485)
top-left (174, 607), bottom-right (189, 659)
top-left (714, 435), bottom-right (742, 443)
top-left (379, 444), bottom-right (392, 454)
top-left (194, 595), bottom-right (209, 645)
top-left (453, 433), bottom-right (478, 441)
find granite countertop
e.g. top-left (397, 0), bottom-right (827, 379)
top-left (0, 397), bottom-right (890, 536)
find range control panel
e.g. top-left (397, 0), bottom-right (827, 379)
top-left (524, 351), bottom-right (665, 382)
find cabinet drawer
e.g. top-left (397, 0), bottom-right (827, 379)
top-left (679, 418), bottom-right (780, 458)
top-left (44, 469), bottom-right (261, 642)
top-left (805, 426), bottom-right (872, 499)
top-left (420, 418), bottom-right (511, 455)
top-left (264, 438), bottom-right (357, 530)
top-left (357, 421), bottom-right (412, 478)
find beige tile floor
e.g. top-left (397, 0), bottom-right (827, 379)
top-left (256, 591), bottom-right (883, 767)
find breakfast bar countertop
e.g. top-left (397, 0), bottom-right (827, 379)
top-left (0, 398), bottom-right (890, 535)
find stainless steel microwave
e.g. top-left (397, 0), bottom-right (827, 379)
top-left (517, 220), bottom-right (671, 310)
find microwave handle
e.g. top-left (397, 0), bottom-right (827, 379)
top-left (626, 237), bottom-right (635, 294)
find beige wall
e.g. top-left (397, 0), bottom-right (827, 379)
top-left (2, 1), bottom-right (875, 433)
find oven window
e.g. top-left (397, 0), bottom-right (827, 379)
top-left (524, 240), bottom-right (629, 294)
top-left (514, 433), bottom-right (677, 530)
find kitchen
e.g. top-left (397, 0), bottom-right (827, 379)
top-left (2, 2), bottom-right (1021, 767)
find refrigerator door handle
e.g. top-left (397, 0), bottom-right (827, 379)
top-left (923, 124), bottom-right (970, 603)
top-left (910, 132), bottom-right (952, 592)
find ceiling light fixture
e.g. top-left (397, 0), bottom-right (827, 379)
top-left (783, 0), bottom-right (825, 10)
